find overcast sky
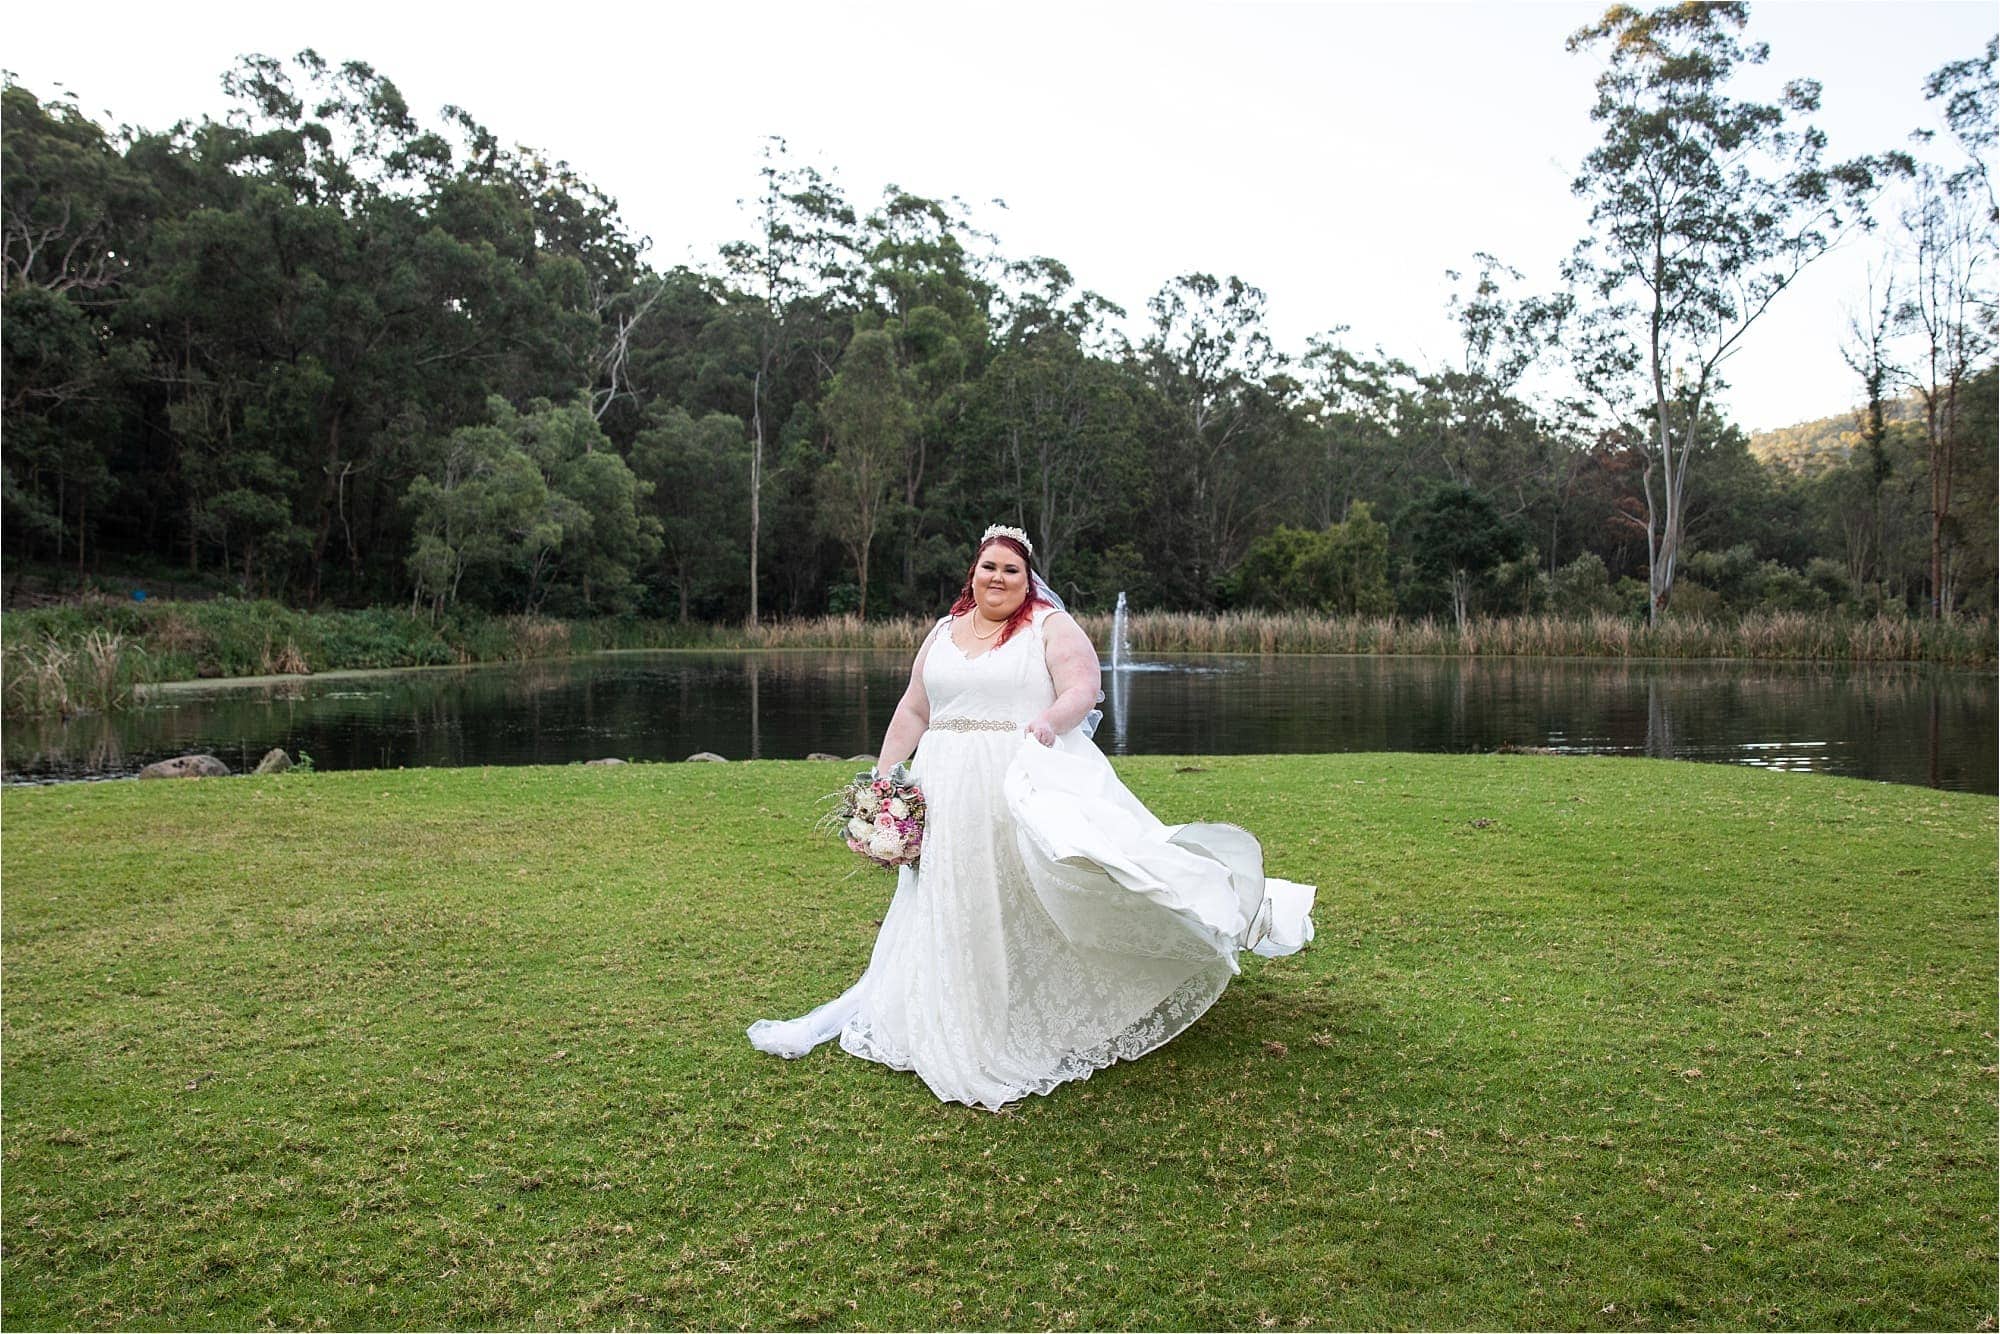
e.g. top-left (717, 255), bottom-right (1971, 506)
top-left (7, 0), bottom-right (1994, 431)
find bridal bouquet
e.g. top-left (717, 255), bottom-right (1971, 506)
top-left (824, 767), bottom-right (926, 869)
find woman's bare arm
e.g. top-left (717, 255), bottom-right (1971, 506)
top-left (875, 623), bottom-right (941, 771)
top-left (1026, 612), bottom-right (1103, 745)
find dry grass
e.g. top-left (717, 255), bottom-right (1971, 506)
top-left (739, 613), bottom-right (937, 652)
top-left (256, 636), bottom-right (311, 676)
top-left (1, 630), bottom-right (141, 718)
top-left (503, 614), bottom-right (573, 659)
top-left (1078, 609), bottom-right (1993, 665)
top-left (3, 602), bottom-right (1990, 721)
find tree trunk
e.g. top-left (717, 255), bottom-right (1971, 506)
top-left (903, 433), bottom-right (927, 592)
top-left (857, 540), bottom-right (870, 622)
top-left (1930, 463), bottom-right (1945, 619)
top-left (309, 407), bottom-right (345, 607)
top-left (748, 372), bottom-right (764, 628)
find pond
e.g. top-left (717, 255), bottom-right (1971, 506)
top-left (5, 650), bottom-right (1992, 793)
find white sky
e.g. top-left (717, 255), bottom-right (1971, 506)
top-left (7, 0), bottom-right (1993, 431)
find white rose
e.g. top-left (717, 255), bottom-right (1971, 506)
top-left (888, 797), bottom-right (910, 819)
top-left (855, 787), bottom-right (881, 813)
top-left (867, 828), bottom-right (903, 860)
top-left (847, 816), bottom-right (872, 841)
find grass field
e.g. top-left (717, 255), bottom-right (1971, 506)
top-left (2, 755), bottom-right (1993, 1330)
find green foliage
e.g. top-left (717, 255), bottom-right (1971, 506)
top-left (1748, 391), bottom-right (1925, 475)
top-left (406, 397), bottom-right (660, 617)
top-left (2, 757), bottom-right (1993, 1327)
top-left (0, 47), bottom-right (1990, 638)
top-left (1680, 544), bottom-right (1853, 616)
top-left (1233, 504), bottom-right (1393, 614)
top-left (1564, 3), bottom-right (1904, 620)
top-left (1548, 552), bottom-right (1621, 617)
top-left (1399, 484), bottom-right (1528, 628)
top-left (630, 405), bottom-right (749, 621)
top-left (973, 325), bottom-right (1143, 583)
top-left (816, 327), bottom-right (915, 619)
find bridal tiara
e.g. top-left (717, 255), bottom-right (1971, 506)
top-left (981, 523), bottom-right (1033, 555)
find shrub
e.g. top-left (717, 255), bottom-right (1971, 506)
top-left (1232, 505), bottom-right (1393, 615)
top-left (1804, 558), bottom-right (1854, 609)
top-left (1758, 562), bottom-right (1829, 613)
top-left (1549, 553), bottom-right (1623, 617)
top-left (1681, 546), bottom-right (1752, 608)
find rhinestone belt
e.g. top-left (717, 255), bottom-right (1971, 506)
top-left (929, 717), bottom-right (1018, 733)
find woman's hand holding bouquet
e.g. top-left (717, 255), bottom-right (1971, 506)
top-left (823, 765), bottom-right (926, 869)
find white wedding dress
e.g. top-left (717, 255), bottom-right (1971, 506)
top-left (748, 606), bottom-right (1315, 1110)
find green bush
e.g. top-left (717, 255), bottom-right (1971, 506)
top-left (1758, 561), bottom-right (1829, 613)
top-left (1549, 553), bottom-right (1623, 617)
top-left (304, 607), bottom-right (455, 670)
top-left (1233, 505), bottom-right (1393, 614)
top-left (1804, 557), bottom-right (1854, 609)
top-left (1682, 544), bottom-right (1762, 609)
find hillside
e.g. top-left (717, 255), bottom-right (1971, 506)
top-left (1749, 391), bottom-right (1925, 475)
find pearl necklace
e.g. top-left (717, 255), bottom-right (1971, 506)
top-left (969, 613), bottom-right (1007, 641)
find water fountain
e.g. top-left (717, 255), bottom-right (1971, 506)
top-left (1110, 591), bottom-right (1130, 674)
top-left (1107, 591), bottom-right (1131, 748)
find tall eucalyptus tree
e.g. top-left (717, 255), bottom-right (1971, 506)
top-left (1565, 2), bottom-right (1902, 622)
top-left (1138, 273), bottom-right (1294, 605)
top-left (721, 138), bottom-right (858, 625)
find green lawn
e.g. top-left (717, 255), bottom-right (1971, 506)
top-left (2, 755), bottom-right (1993, 1331)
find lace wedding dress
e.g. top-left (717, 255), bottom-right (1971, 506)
top-left (747, 606), bottom-right (1315, 1110)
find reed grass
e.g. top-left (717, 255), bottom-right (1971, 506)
top-left (0, 629), bottom-right (144, 718)
top-left (1087, 609), bottom-right (1993, 666)
top-left (2, 599), bottom-right (1990, 719)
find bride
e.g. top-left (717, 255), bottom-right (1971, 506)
top-left (748, 524), bottom-right (1315, 1110)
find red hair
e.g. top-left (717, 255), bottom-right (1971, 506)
top-left (948, 536), bottom-right (1049, 648)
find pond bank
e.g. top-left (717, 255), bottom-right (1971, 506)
top-left (4, 598), bottom-right (1992, 721)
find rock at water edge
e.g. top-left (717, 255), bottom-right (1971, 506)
top-left (139, 754), bottom-right (232, 780)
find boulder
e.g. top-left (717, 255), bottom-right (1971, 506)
top-left (684, 752), bottom-right (728, 763)
top-left (846, 754), bottom-right (878, 766)
top-left (139, 754), bottom-right (231, 780)
top-left (585, 757), bottom-right (627, 766)
top-left (252, 748), bottom-right (293, 776)
top-left (805, 752), bottom-right (843, 762)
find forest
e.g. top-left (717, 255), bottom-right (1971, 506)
top-left (3, 7), bottom-right (1995, 632)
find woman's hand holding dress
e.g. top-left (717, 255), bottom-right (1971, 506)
top-left (1026, 612), bottom-right (1101, 745)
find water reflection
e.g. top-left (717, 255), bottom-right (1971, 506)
top-left (3, 651), bottom-right (1992, 794)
